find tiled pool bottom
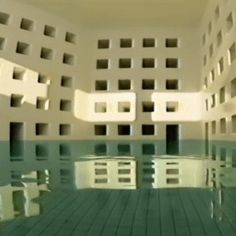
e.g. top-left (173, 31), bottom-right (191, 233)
top-left (1, 188), bottom-right (236, 236)
top-left (0, 140), bottom-right (236, 236)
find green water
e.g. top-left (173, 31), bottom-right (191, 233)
top-left (0, 140), bottom-right (235, 236)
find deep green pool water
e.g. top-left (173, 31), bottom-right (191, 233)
top-left (0, 140), bottom-right (236, 236)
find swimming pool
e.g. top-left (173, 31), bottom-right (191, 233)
top-left (0, 140), bottom-right (236, 236)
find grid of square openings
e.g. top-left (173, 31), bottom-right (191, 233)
top-left (97, 38), bottom-right (179, 49)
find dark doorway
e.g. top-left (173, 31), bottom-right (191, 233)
top-left (166, 125), bottom-right (179, 155)
top-left (10, 122), bottom-right (24, 157)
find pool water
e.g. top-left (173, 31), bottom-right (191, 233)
top-left (0, 140), bottom-right (236, 236)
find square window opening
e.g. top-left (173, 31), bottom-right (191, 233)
top-left (166, 38), bottom-right (178, 48)
top-left (16, 42), bottom-right (30, 55)
top-left (142, 58), bottom-right (155, 68)
top-left (142, 79), bottom-right (155, 90)
top-left (166, 102), bottom-right (178, 112)
top-left (142, 125), bottom-right (155, 135)
top-left (143, 38), bottom-right (155, 47)
top-left (118, 125), bottom-right (130, 135)
top-left (118, 80), bottom-right (131, 90)
top-left (95, 80), bottom-right (107, 91)
top-left (65, 32), bottom-right (76, 44)
top-left (142, 102), bottom-right (154, 112)
top-left (98, 39), bottom-right (110, 49)
top-left (95, 125), bottom-right (107, 136)
top-left (40, 47), bottom-right (53, 60)
top-left (0, 12), bottom-right (10, 25)
top-left (63, 53), bottom-right (74, 65)
top-left (61, 76), bottom-right (73, 87)
top-left (118, 102), bottom-right (130, 112)
top-left (20, 18), bottom-right (34, 31)
top-left (119, 58), bottom-right (131, 68)
top-left (10, 94), bottom-right (23, 107)
top-left (60, 99), bottom-right (72, 111)
top-left (13, 67), bottom-right (25, 80)
top-left (166, 79), bottom-right (178, 90)
top-left (166, 58), bottom-right (178, 68)
top-left (95, 102), bottom-right (107, 113)
top-left (35, 123), bottom-right (48, 136)
top-left (59, 124), bottom-right (71, 136)
top-left (120, 38), bottom-right (132, 48)
top-left (36, 97), bottom-right (49, 110)
top-left (97, 59), bottom-right (109, 69)
top-left (44, 25), bottom-right (56, 37)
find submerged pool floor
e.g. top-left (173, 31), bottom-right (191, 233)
top-left (0, 188), bottom-right (236, 236)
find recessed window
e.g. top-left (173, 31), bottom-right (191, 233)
top-left (166, 79), bottom-right (178, 90)
top-left (95, 80), bottom-right (107, 91)
top-left (119, 58), bottom-right (131, 68)
top-left (229, 43), bottom-right (236, 64)
top-left (0, 37), bottom-right (5, 50)
top-left (120, 38), bottom-right (132, 48)
top-left (218, 57), bottom-right (224, 75)
top-left (220, 118), bottom-right (227, 133)
top-left (61, 76), bottom-right (73, 87)
top-left (212, 121), bottom-right (216, 134)
top-left (142, 79), bottom-right (155, 90)
top-left (59, 124), bottom-right (71, 135)
top-left (118, 125), bottom-right (131, 135)
top-left (217, 31), bottom-right (222, 46)
top-left (65, 32), bottom-right (76, 44)
top-left (118, 80), bottom-right (131, 90)
top-left (142, 144), bottom-right (155, 155)
top-left (142, 102), bottom-right (154, 112)
top-left (167, 178), bottom-right (179, 184)
top-left (118, 102), bottom-right (130, 112)
top-left (95, 102), bottom-right (107, 113)
top-left (166, 102), bottom-right (178, 112)
top-left (38, 74), bottom-right (50, 84)
top-left (166, 38), bottom-right (178, 48)
top-left (219, 87), bottom-right (226, 104)
top-left (44, 25), bottom-right (56, 37)
top-left (142, 58), bottom-right (155, 68)
top-left (35, 123), bottom-right (48, 136)
top-left (232, 115), bottom-right (236, 133)
top-left (0, 12), bottom-right (10, 25)
top-left (10, 94), bottom-right (23, 107)
top-left (36, 97), bottom-right (49, 110)
top-left (12, 67), bottom-right (25, 80)
top-left (60, 99), bottom-right (72, 111)
top-left (143, 38), bottom-right (155, 47)
top-left (142, 125), bottom-right (155, 135)
top-left (40, 47), bottom-right (53, 60)
top-left (215, 5), bottom-right (220, 21)
top-left (166, 169), bottom-right (179, 175)
top-left (231, 78), bottom-right (236, 97)
top-left (204, 77), bottom-right (208, 88)
top-left (166, 58), bottom-right (178, 68)
top-left (63, 53), bottom-right (74, 65)
top-left (97, 59), bottom-right (109, 69)
top-left (226, 12), bottom-right (234, 31)
top-left (98, 39), bottom-right (110, 49)
top-left (211, 94), bottom-right (216, 108)
top-left (20, 18), bottom-right (34, 31)
top-left (95, 125), bottom-right (107, 135)
top-left (16, 42), bottom-right (30, 55)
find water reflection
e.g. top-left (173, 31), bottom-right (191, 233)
top-left (0, 140), bottom-right (235, 235)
